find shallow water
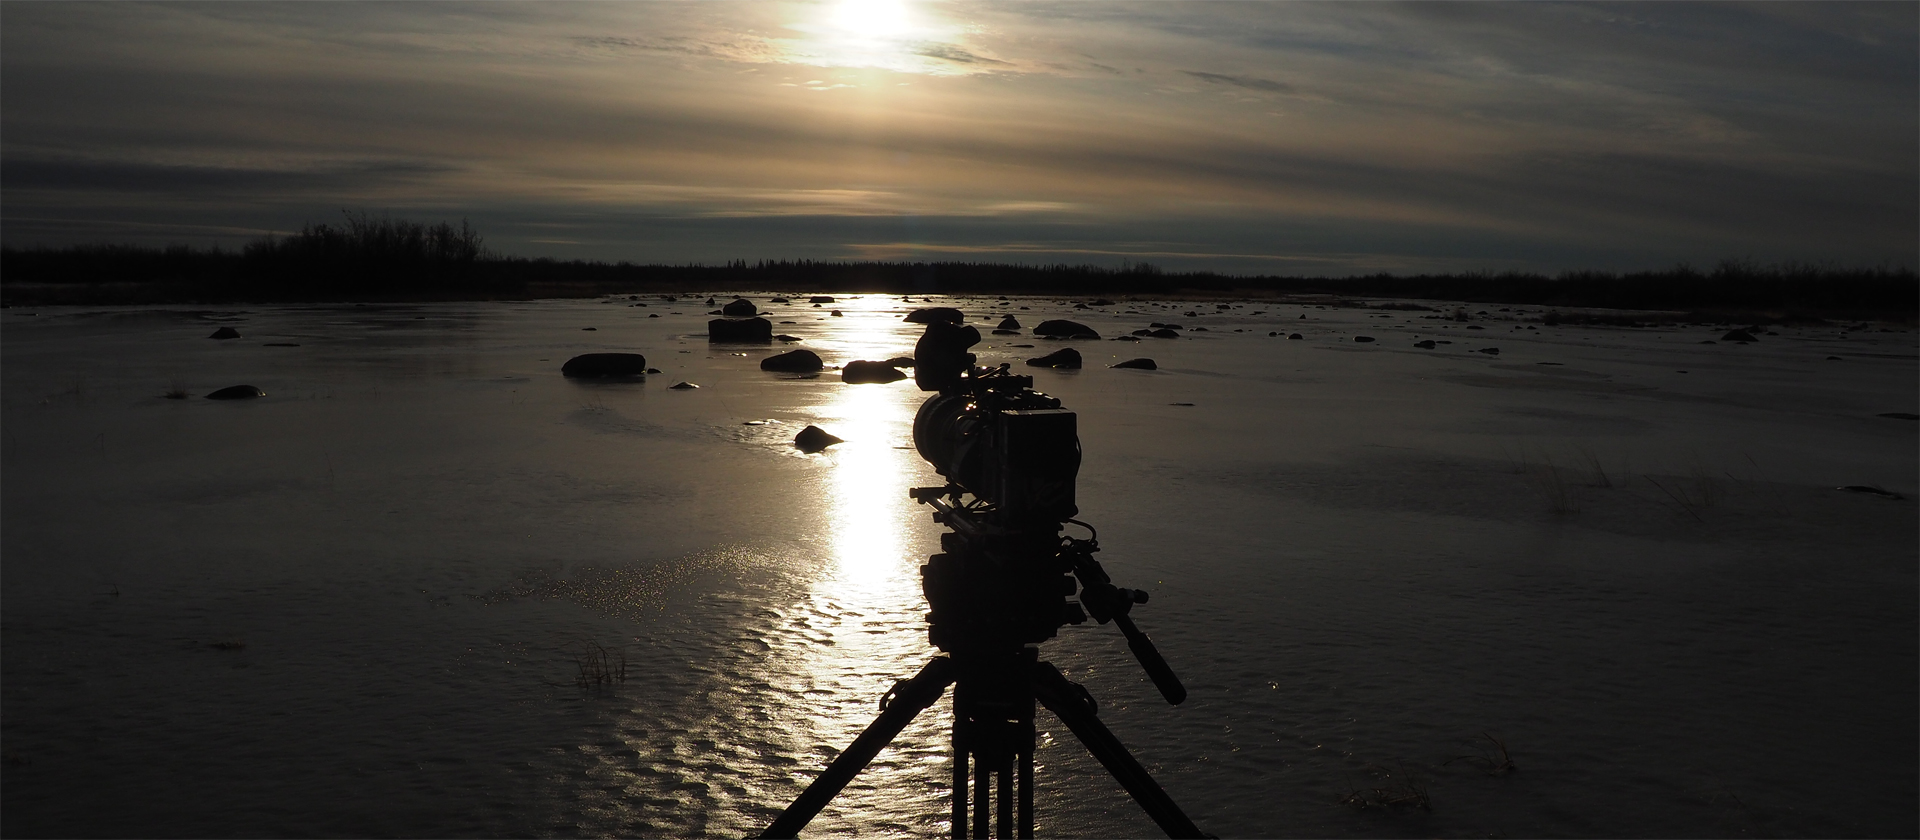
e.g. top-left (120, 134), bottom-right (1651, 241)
top-left (3, 295), bottom-right (1915, 838)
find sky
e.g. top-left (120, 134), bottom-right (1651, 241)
top-left (3, 1), bottom-right (1915, 276)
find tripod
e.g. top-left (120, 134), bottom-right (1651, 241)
top-left (762, 487), bottom-right (1205, 839)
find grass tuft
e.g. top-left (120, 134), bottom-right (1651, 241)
top-left (572, 640), bottom-right (628, 688)
top-left (1444, 732), bottom-right (1517, 776)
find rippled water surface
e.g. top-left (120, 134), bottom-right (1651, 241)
top-left (4, 295), bottom-right (1915, 837)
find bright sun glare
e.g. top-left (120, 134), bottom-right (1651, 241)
top-left (831, 0), bottom-right (913, 40)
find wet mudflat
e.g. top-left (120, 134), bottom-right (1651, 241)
top-left (3, 295), bottom-right (1915, 838)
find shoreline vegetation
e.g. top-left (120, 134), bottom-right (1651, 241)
top-left (3, 214), bottom-right (1914, 321)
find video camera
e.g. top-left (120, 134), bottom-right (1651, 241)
top-left (910, 320), bottom-right (1081, 529)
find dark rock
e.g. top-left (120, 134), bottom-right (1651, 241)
top-left (1111, 358), bottom-right (1156, 370)
top-left (905, 307), bottom-right (965, 324)
top-left (831, 310), bottom-right (844, 317)
top-left (1353, 336), bottom-right (1375, 343)
top-left (645, 368), bottom-right (661, 374)
top-left (1092, 299), bottom-right (1114, 306)
top-left (1465, 325), bottom-right (1483, 330)
top-left (1878, 412), bottom-right (1919, 420)
top-left (769, 297), bottom-right (789, 303)
top-left (1288, 333), bottom-right (1303, 340)
top-left (581, 327), bottom-right (597, 331)
top-left (722, 298), bottom-right (758, 316)
top-left (810, 296), bottom-right (835, 303)
top-left (760, 349), bottom-right (824, 372)
top-left (706, 297), bottom-right (717, 306)
top-left (1837, 485), bottom-right (1905, 499)
top-left (648, 314), bottom-right (659, 318)
top-left (1033, 320), bottom-right (1100, 339)
top-left (1026, 348), bottom-right (1082, 369)
top-left (1721, 329), bottom-right (1758, 342)
top-left (206, 385), bottom-right (265, 400)
top-left (1827, 356), bottom-right (1842, 360)
top-left (842, 360), bottom-right (907, 383)
top-left (209, 327), bottom-right (241, 340)
top-left (708, 310), bottom-right (722, 315)
top-left (669, 381), bottom-right (699, 389)
top-left (1149, 329), bottom-right (1180, 339)
top-left (708, 317), bottom-right (773, 342)
top-left (1132, 329), bottom-right (1154, 336)
top-left (884, 356), bottom-right (916, 368)
top-left (794, 425), bottom-right (843, 453)
top-left (1191, 327), bottom-right (1209, 332)
top-left (1476, 347), bottom-right (1500, 355)
top-left (1268, 332), bottom-right (1278, 337)
top-left (563, 353), bottom-right (649, 377)
top-left (993, 329), bottom-right (1021, 335)
top-left (998, 316), bottom-right (1022, 330)
top-left (1414, 340), bottom-right (1436, 349)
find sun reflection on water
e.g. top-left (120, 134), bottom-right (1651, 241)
top-left (779, 297), bottom-right (954, 831)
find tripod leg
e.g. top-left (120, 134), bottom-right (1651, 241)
top-left (953, 708), bottom-right (968, 839)
top-left (763, 657), bottom-right (958, 839)
top-left (1030, 662), bottom-right (1206, 840)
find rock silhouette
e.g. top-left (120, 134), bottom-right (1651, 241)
top-left (1721, 329), bottom-right (1758, 342)
top-left (1354, 336), bottom-right (1375, 343)
top-left (722, 298), bottom-right (758, 316)
top-left (708, 317), bottom-right (773, 342)
top-left (794, 425), bottom-right (844, 453)
top-left (1414, 340), bottom-right (1436, 349)
top-left (841, 360), bottom-right (907, 383)
top-left (206, 385), bottom-right (265, 400)
top-left (810, 296), bottom-right (835, 303)
top-left (905, 307), bottom-right (965, 324)
top-left (760, 349), bottom-right (824, 372)
top-left (209, 327), bottom-right (241, 340)
top-left (1149, 328), bottom-right (1180, 339)
top-left (669, 381), bottom-right (699, 390)
top-left (1033, 320), bottom-right (1099, 339)
top-left (997, 316), bottom-right (1022, 330)
top-left (884, 356), bottom-right (916, 368)
top-left (1288, 333), bottom-right (1303, 340)
top-left (1477, 347), bottom-right (1501, 355)
top-left (1111, 358), bottom-right (1156, 370)
top-left (1026, 348), bottom-right (1082, 369)
top-left (562, 353), bottom-right (649, 377)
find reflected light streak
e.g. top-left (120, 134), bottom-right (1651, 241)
top-left (775, 297), bottom-right (954, 830)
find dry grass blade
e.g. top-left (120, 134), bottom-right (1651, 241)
top-left (572, 640), bottom-right (628, 688)
top-left (1444, 732), bottom-right (1517, 776)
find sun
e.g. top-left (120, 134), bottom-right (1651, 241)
top-left (830, 0), bottom-right (914, 41)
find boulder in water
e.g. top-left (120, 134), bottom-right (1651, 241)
top-left (708, 317), bottom-right (773, 343)
top-left (722, 298), bottom-right (758, 316)
top-left (794, 425), bottom-right (844, 453)
top-left (1033, 319), bottom-right (1099, 339)
top-left (884, 356), bottom-right (916, 368)
top-left (1149, 328), bottom-right (1180, 339)
top-left (1721, 329), bottom-right (1758, 342)
top-left (905, 307), bottom-right (965, 324)
top-left (997, 316), bottom-right (1022, 330)
top-left (209, 327), bottom-right (241, 340)
top-left (1477, 347), bottom-right (1501, 355)
top-left (760, 349), bottom-right (824, 372)
top-left (206, 385), bottom-right (265, 400)
top-left (1288, 333), bottom-right (1303, 340)
top-left (809, 295), bottom-right (835, 304)
top-left (562, 353), bottom-right (649, 377)
top-left (841, 360), bottom-right (907, 383)
top-left (1111, 358), bottom-right (1156, 370)
top-left (1414, 340), bottom-right (1436, 349)
top-left (669, 381), bottom-right (700, 390)
top-left (1353, 336), bottom-right (1375, 343)
top-left (1026, 348), bottom-right (1082, 369)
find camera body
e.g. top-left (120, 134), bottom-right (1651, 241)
top-left (911, 321), bottom-right (1081, 528)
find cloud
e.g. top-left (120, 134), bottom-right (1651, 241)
top-left (1182, 71), bottom-right (1295, 94)
top-left (913, 43), bottom-right (1010, 66)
